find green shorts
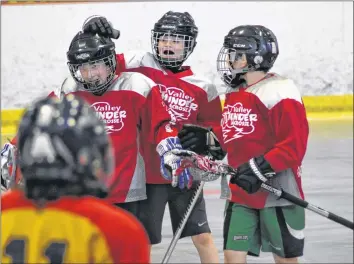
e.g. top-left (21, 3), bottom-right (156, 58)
top-left (223, 201), bottom-right (305, 258)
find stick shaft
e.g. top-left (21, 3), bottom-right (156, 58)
top-left (161, 181), bottom-right (205, 264)
top-left (261, 182), bottom-right (354, 230)
top-left (219, 162), bottom-right (353, 230)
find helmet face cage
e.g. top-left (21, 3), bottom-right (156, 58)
top-left (217, 25), bottom-right (279, 88)
top-left (151, 31), bottom-right (195, 69)
top-left (217, 46), bottom-right (250, 87)
top-left (68, 54), bottom-right (116, 95)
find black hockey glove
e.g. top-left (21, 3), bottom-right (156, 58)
top-left (178, 124), bottom-right (226, 160)
top-left (230, 155), bottom-right (276, 194)
top-left (82, 16), bottom-right (120, 39)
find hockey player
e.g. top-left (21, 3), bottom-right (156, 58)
top-left (177, 25), bottom-right (309, 263)
top-left (83, 12), bottom-right (223, 262)
top-left (1, 95), bottom-right (150, 263)
top-left (0, 30), bottom-right (159, 220)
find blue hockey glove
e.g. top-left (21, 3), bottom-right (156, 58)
top-left (156, 137), bottom-right (192, 189)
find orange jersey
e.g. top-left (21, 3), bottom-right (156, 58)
top-left (1, 190), bottom-right (150, 263)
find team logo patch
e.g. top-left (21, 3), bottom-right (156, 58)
top-left (221, 102), bottom-right (258, 143)
top-left (159, 84), bottom-right (198, 121)
top-left (91, 102), bottom-right (127, 134)
top-left (233, 235), bottom-right (248, 241)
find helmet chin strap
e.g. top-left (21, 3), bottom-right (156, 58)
top-left (229, 73), bottom-right (246, 88)
top-left (165, 64), bottom-right (184, 73)
top-left (228, 65), bottom-right (248, 88)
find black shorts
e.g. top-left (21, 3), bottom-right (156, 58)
top-left (138, 183), bottom-right (211, 245)
top-left (115, 201), bottom-right (141, 219)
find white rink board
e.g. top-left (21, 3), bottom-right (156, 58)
top-left (1, 1), bottom-right (353, 108)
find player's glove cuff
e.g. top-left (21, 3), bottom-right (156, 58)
top-left (156, 137), bottom-right (182, 156)
top-left (178, 124), bottom-right (226, 160)
top-left (235, 155), bottom-right (275, 182)
top-left (248, 155), bottom-right (276, 182)
top-left (230, 155), bottom-right (275, 194)
top-left (207, 130), bottom-right (226, 160)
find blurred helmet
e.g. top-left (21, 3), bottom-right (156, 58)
top-left (17, 94), bottom-right (114, 201)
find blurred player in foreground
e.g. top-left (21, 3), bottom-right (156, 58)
top-left (175, 25), bottom-right (309, 263)
top-left (1, 95), bottom-right (150, 263)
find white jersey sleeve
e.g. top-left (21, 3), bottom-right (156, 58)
top-left (111, 71), bottom-right (156, 97)
top-left (181, 74), bottom-right (220, 102)
top-left (54, 72), bottom-right (156, 100)
top-left (53, 76), bottom-right (79, 98)
top-left (122, 50), bottom-right (163, 71)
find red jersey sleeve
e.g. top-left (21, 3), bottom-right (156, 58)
top-left (196, 95), bottom-right (224, 147)
top-left (115, 53), bottom-right (126, 74)
top-left (264, 98), bottom-right (309, 172)
top-left (135, 95), bottom-right (147, 129)
top-left (145, 86), bottom-right (180, 144)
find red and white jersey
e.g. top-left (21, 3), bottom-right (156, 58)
top-left (222, 74), bottom-right (309, 209)
top-left (50, 72), bottom-right (156, 203)
top-left (116, 51), bottom-right (224, 184)
top-left (2, 190), bottom-right (150, 263)
top-left (116, 50), bottom-right (165, 73)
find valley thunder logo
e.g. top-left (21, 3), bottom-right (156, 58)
top-left (221, 102), bottom-right (258, 143)
top-left (159, 85), bottom-right (198, 120)
top-left (91, 102), bottom-right (127, 134)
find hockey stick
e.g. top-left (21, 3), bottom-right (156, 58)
top-left (161, 181), bottom-right (205, 264)
top-left (173, 150), bottom-right (354, 231)
top-left (260, 181), bottom-right (354, 230)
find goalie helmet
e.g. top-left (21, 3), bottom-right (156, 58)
top-left (217, 25), bottom-right (279, 88)
top-left (17, 94), bottom-right (114, 201)
top-left (67, 31), bottom-right (117, 95)
top-left (151, 11), bottom-right (198, 69)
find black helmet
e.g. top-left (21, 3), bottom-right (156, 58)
top-left (67, 31), bottom-right (117, 95)
top-left (217, 25), bottom-right (279, 88)
top-left (151, 11), bottom-right (198, 69)
top-left (17, 94), bottom-right (114, 201)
